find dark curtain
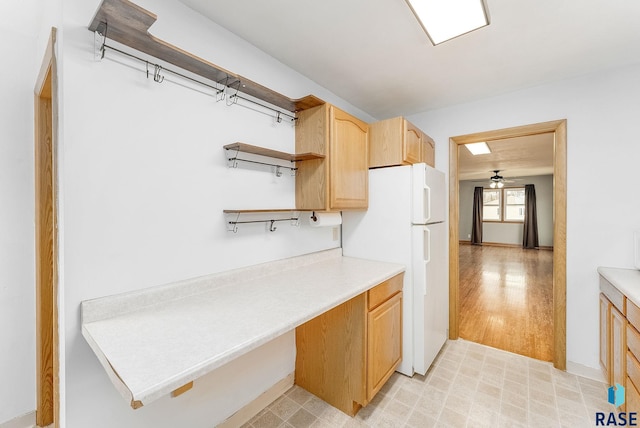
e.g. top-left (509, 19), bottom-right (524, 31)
top-left (471, 187), bottom-right (483, 245)
top-left (523, 184), bottom-right (539, 249)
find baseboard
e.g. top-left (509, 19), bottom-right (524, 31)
top-left (459, 240), bottom-right (553, 250)
top-left (566, 361), bottom-right (607, 383)
top-left (0, 411), bottom-right (35, 428)
top-left (217, 372), bottom-right (294, 428)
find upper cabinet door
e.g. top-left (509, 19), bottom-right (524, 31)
top-left (404, 121), bottom-right (422, 165)
top-left (368, 117), bottom-right (435, 168)
top-left (422, 133), bottom-right (435, 167)
top-left (295, 104), bottom-right (369, 211)
top-left (329, 106), bottom-right (369, 210)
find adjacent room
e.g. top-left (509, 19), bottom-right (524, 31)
top-left (457, 135), bottom-right (555, 362)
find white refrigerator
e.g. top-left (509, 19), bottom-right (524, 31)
top-left (342, 163), bottom-right (447, 376)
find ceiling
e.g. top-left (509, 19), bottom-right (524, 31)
top-left (178, 0), bottom-right (640, 119)
top-left (458, 133), bottom-right (554, 181)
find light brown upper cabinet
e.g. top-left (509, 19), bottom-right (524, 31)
top-left (422, 133), bottom-right (435, 167)
top-left (369, 117), bottom-right (435, 168)
top-left (296, 104), bottom-right (369, 211)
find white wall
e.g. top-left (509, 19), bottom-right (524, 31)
top-left (0, 13), bottom-right (37, 428)
top-left (0, 1), bottom-right (63, 424)
top-left (408, 63), bottom-right (640, 372)
top-left (459, 175), bottom-right (554, 247)
top-left (61, 0), bottom-right (374, 426)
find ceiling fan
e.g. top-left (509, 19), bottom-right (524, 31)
top-left (488, 170), bottom-right (517, 188)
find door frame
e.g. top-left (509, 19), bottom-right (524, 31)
top-left (35, 27), bottom-right (59, 427)
top-left (448, 119), bottom-right (567, 369)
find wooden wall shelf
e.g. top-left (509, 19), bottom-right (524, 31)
top-left (224, 143), bottom-right (324, 162)
top-left (88, 0), bottom-right (325, 113)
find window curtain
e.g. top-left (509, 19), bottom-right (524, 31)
top-left (523, 184), bottom-right (539, 249)
top-left (471, 186), bottom-right (483, 245)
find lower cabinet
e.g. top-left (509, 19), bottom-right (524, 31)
top-left (295, 273), bottom-right (403, 416)
top-left (599, 269), bottom-right (640, 413)
top-left (600, 292), bottom-right (627, 411)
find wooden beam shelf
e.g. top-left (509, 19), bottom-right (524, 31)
top-left (88, 0), bottom-right (325, 113)
top-left (224, 143), bottom-right (324, 176)
top-left (223, 143), bottom-right (324, 162)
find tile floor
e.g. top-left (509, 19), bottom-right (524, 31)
top-left (241, 339), bottom-right (615, 428)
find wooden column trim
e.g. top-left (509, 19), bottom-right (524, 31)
top-left (35, 27), bottom-right (59, 428)
top-left (553, 119), bottom-right (568, 370)
top-left (448, 138), bottom-right (460, 339)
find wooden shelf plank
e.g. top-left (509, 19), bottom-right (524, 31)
top-left (223, 209), bottom-right (300, 214)
top-left (88, 0), bottom-right (325, 112)
top-left (224, 143), bottom-right (324, 162)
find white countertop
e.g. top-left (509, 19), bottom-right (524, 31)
top-left (598, 266), bottom-right (640, 308)
top-left (81, 249), bottom-right (405, 408)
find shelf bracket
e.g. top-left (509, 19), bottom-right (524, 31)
top-left (93, 22), bottom-right (107, 60)
top-left (224, 210), bottom-right (301, 233)
top-left (224, 148), bottom-right (297, 177)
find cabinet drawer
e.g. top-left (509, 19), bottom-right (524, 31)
top-left (629, 299), bottom-right (640, 333)
top-left (368, 273), bottom-right (403, 310)
top-left (627, 376), bottom-right (640, 413)
top-left (628, 351), bottom-right (640, 393)
top-left (600, 276), bottom-right (626, 315)
top-left (628, 323), bottom-right (640, 361)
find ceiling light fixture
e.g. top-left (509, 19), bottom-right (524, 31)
top-left (465, 142), bottom-right (491, 155)
top-left (489, 170), bottom-right (505, 188)
top-left (405, 0), bottom-right (490, 45)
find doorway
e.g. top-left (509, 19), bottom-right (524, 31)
top-left (35, 28), bottom-right (59, 427)
top-left (448, 120), bottom-right (567, 370)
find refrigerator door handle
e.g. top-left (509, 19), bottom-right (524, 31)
top-left (424, 185), bottom-right (431, 224)
top-left (423, 226), bottom-right (430, 296)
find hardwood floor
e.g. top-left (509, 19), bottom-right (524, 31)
top-left (459, 244), bottom-right (553, 362)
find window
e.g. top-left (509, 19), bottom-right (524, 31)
top-left (482, 189), bottom-right (501, 221)
top-left (504, 188), bottom-right (525, 221)
top-left (482, 187), bottom-right (525, 222)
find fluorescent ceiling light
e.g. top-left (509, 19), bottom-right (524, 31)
top-left (465, 142), bottom-right (491, 155)
top-left (405, 0), bottom-right (490, 45)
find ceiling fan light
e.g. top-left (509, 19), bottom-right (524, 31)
top-left (490, 182), bottom-right (496, 188)
top-left (497, 182), bottom-right (504, 188)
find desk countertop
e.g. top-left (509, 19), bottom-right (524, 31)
top-left (81, 248), bottom-right (405, 408)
